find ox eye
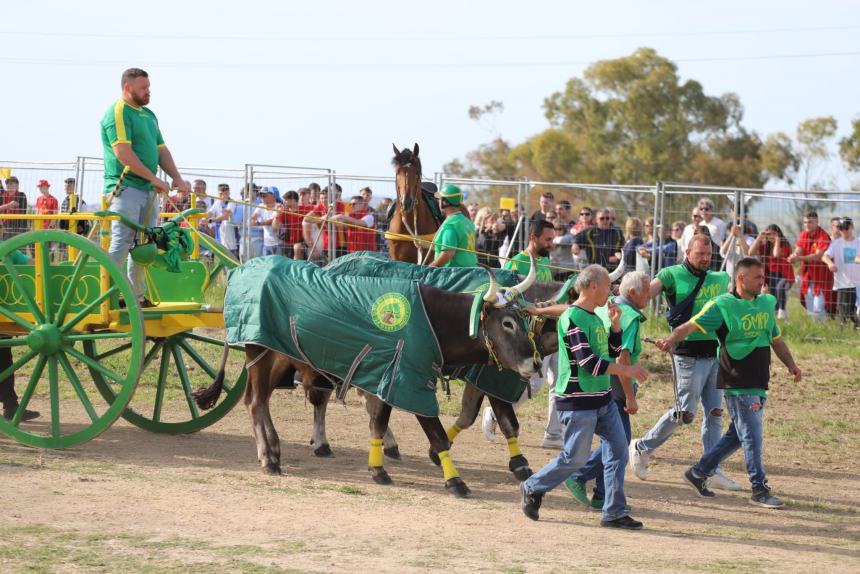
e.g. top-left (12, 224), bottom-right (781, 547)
top-left (502, 318), bottom-right (516, 331)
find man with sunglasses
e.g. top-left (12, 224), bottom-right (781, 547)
top-left (572, 208), bottom-right (624, 269)
top-left (332, 195), bottom-right (376, 254)
top-left (696, 198), bottom-right (727, 245)
top-left (572, 207), bottom-right (594, 234)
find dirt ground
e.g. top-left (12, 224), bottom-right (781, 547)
top-left (1, 343), bottom-right (859, 574)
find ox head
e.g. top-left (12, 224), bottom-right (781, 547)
top-left (475, 257), bottom-right (540, 379)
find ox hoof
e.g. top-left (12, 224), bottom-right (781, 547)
top-left (428, 448), bottom-right (441, 467)
top-left (313, 443), bottom-right (333, 457)
top-left (509, 455), bottom-right (533, 481)
top-left (383, 446), bottom-right (402, 461)
top-left (263, 462), bottom-right (282, 476)
top-left (445, 478), bottom-right (471, 498)
top-left (369, 467), bottom-right (393, 485)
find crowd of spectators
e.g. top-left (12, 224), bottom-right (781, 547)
top-left (1, 175), bottom-right (858, 326)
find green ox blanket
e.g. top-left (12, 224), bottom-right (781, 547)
top-left (225, 257), bottom-right (444, 416)
top-left (325, 251), bottom-right (574, 403)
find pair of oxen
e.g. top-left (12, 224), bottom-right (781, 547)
top-left (195, 256), bottom-right (622, 497)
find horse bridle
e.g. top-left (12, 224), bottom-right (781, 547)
top-left (394, 158), bottom-right (429, 262)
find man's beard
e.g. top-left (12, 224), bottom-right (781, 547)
top-left (132, 93), bottom-right (150, 106)
top-left (537, 247), bottom-right (550, 258)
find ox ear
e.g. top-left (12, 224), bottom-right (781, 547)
top-left (413, 143), bottom-right (420, 157)
top-left (392, 143), bottom-right (401, 157)
top-left (552, 274), bottom-right (576, 304)
top-left (468, 292), bottom-right (485, 339)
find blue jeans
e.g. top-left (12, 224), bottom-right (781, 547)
top-left (694, 394), bottom-right (768, 490)
top-left (570, 399), bottom-right (631, 500)
top-left (636, 355), bottom-right (723, 456)
top-left (522, 402), bottom-right (629, 521)
top-left (108, 186), bottom-right (158, 299)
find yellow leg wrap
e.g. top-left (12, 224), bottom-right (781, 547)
top-left (446, 423), bottom-right (462, 443)
top-left (437, 450), bottom-right (460, 481)
top-left (507, 436), bottom-right (522, 458)
top-left (369, 438), bottom-right (384, 468)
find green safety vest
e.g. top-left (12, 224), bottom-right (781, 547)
top-left (555, 305), bottom-right (610, 395)
top-left (433, 213), bottom-right (477, 267)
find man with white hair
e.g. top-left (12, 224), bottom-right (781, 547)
top-left (520, 265), bottom-right (650, 529)
top-left (563, 271), bottom-right (651, 509)
top-left (696, 198), bottom-right (727, 245)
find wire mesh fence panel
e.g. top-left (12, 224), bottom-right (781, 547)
top-left (332, 173), bottom-right (401, 256)
top-left (0, 160), bottom-right (78, 243)
top-left (246, 164), bottom-right (333, 263)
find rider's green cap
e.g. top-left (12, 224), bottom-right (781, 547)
top-left (436, 184), bottom-right (464, 206)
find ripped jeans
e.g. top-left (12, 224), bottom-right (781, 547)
top-left (694, 394), bottom-right (768, 490)
top-left (635, 355), bottom-right (724, 456)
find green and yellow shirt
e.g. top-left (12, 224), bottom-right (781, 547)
top-left (691, 292), bottom-right (780, 397)
top-left (433, 212), bottom-right (477, 268)
top-left (100, 99), bottom-right (165, 194)
top-left (504, 251), bottom-right (553, 282)
top-left (656, 263), bottom-right (729, 356)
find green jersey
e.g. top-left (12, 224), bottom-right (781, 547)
top-left (555, 305), bottom-right (620, 410)
top-left (433, 212), bottom-right (477, 268)
top-left (691, 292), bottom-right (780, 396)
top-left (596, 298), bottom-right (644, 389)
top-left (656, 264), bottom-right (729, 344)
top-left (100, 99), bottom-right (165, 194)
top-left (504, 251), bottom-right (553, 282)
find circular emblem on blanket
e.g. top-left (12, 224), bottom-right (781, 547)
top-left (371, 293), bottom-right (411, 332)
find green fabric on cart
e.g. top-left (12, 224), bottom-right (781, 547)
top-left (224, 256), bottom-right (444, 417)
top-left (325, 251), bottom-right (568, 403)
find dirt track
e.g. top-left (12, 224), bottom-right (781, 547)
top-left (2, 368), bottom-right (859, 574)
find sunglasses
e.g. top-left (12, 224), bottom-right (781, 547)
top-left (598, 217), bottom-right (610, 221)
top-left (580, 212), bottom-right (592, 216)
top-left (699, 206), bottom-right (712, 211)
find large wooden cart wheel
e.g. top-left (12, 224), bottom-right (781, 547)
top-left (0, 230), bottom-right (144, 448)
top-left (83, 331), bottom-right (246, 434)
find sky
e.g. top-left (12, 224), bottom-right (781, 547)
top-left (2, 0), bottom-right (860, 204)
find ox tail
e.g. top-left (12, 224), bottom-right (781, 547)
top-left (192, 340), bottom-right (231, 410)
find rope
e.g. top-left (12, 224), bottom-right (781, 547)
top-left (193, 191), bottom-right (583, 274)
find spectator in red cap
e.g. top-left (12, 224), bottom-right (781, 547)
top-left (35, 180), bottom-right (59, 229)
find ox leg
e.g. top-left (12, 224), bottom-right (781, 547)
top-left (367, 395), bottom-right (394, 485)
top-left (429, 383), bottom-right (485, 467)
top-left (306, 376), bottom-right (333, 457)
top-left (416, 415), bottom-right (470, 498)
top-left (244, 351), bottom-right (281, 475)
top-left (488, 396), bottom-right (532, 481)
top-left (363, 390), bottom-right (400, 460)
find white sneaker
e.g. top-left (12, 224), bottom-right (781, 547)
top-left (481, 406), bottom-right (497, 442)
top-left (541, 436), bottom-right (564, 449)
top-left (776, 309), bottom-right (787, 321)
top-left (629, 439), bottom-right (651, 480)
top-left (710, 468), bottom-right (743, 491)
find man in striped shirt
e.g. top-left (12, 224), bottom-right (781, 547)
top-left (520, 265), bottom-right (650, 529)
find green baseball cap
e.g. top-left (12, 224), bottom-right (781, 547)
top-left (436, 184), bottom-right (464, 206)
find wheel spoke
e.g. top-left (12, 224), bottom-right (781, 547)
top-left (53, 253), bottom-right (91, 325)
top-left (63, 344), bottom-right (126, 384)
top-left (143, 339), bottom-right (165, 371)
top-left (65, 332), bottom-right (133, 343)
top-left (2, 255), bottom-right (45, 324)
top-left (152, 345), bottom-right (172, 423)
top-left (93, 341), bottom-right (133, 362)
top-left (0, 337), bottom-right (29, 348)
top-left (10, 355), bottom-right (46, 427)
top-left (171, 344), bottom-right (200, 420)
top-left (48, 356), bottom-right (60, 438)
top-left (0, 349), bottom-right (39, 386)
top-left (58, 351), bottom-right (98, 423)
top-left (59, 285), bottom-right (119, 333)
top-left (38, 242), bottom-right (54, 323)
top-left (183, 331), bottom-right (244, 351)
top-left (0, 306), bottom-right (36, 333)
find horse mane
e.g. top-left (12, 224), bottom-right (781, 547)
top-left (391, 148), bottom-right (422, 179)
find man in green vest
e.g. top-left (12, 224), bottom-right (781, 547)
top-left (483, 218), bottom-right (561, 447)
top-left (428, 184), bottom-right (477, 268)
top-left (628, 232), bottom-right (743, 491)
top-left (563, 270), bottom-right (651, 509)
top-left (656, 257), bottom-right (801, 508)
top-left (100, 67), bottom-right (190, 304)
top-left (520, 264), bottom-right (650, 530)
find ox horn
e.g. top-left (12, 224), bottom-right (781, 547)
top-left (504, 253), bottom-right (537, 302)
top-left (608, 257), bottom-right (626, 282)
top-left (481, 265), bottom-right (500, 303)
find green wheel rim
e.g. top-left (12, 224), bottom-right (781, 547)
top-left (0, 230), bottom-right (144, 449)
top-left (84, 331), bottom-right (246, 434)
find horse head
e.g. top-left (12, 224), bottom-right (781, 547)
top-left (392, 143), bottom-right (422, 215)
